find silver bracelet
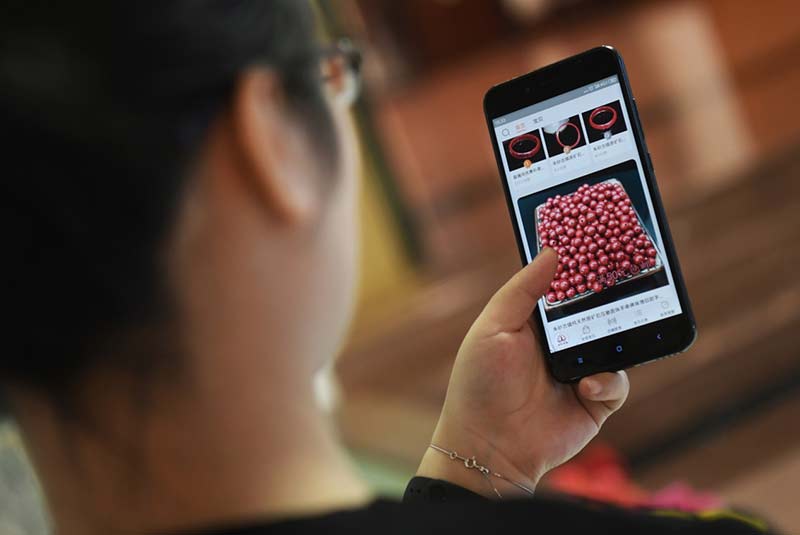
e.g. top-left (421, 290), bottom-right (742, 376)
top-left (428, 443), bottom-right (535, 499)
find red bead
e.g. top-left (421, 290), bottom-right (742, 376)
top-left (598, 265), bottom-right (608, 275)
top-left (566, 288), bottom-right (576, 298)
top-left (647, 247), bottom-right (657, 257)
top-left (559, 280), bottom-right (570, 291)
top-left (625, 244), bottom-right (636, 255)
top-left (568, 259), bottom-right (578, 270)
top-left (546, 292), bottom-right (557, 303)
top-left (579, 264), bottom-right (590, 275)
top-left (592, 282), bottom-right (603, 293)
top-left (556, 290), bottom-right (566, 300)
top-left (577, 284), bottom-right (587, 294)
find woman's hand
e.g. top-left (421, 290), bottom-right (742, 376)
top-left (417, 248), bottom-right (629, 498)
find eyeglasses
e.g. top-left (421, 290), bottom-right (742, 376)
top-left (317, 38), bottom-right (362, 107)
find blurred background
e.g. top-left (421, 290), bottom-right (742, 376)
top-left (2, 0), bottom-right (799, 533)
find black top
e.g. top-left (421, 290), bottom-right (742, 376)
top-left (183, 477), bottom-right (774, 535)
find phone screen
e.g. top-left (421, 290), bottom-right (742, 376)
top-left (491, 75), bottom-right (683, 353)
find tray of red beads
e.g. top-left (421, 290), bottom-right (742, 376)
top-left (535, 179), bottom-right (662, 310)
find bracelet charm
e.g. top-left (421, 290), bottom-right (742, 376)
top-left (428, 443), bottom-right (535, 499)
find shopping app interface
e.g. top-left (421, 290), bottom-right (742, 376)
top-left (492, 76), bottom-right (682, 353)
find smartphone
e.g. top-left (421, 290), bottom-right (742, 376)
top-left (484, 46), bottom-right (696, 382)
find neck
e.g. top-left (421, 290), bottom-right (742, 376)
top-left (13, 368), bottom-right (372, 535)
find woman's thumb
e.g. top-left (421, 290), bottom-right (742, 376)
top-left (481, 248), bottom-right (558, 334)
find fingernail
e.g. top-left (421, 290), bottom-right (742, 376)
top-left (586, 379), bottom-right (602, 395)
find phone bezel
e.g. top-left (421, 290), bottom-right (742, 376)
top-left (483, 46), bottom-right (696, 382)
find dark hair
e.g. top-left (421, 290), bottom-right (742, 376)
top-left (1, 1), bottom-right (333, 400)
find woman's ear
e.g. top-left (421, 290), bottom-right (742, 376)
top-left (230, 68), bottom-right (319, 224)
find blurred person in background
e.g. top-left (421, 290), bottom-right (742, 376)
top-left (0, 1), bottom-right (773, 534)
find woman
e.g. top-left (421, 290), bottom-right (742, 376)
top-left (2, 2), bottom-right (770, 534)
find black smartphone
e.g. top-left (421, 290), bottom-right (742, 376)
top-left (484, 46), bottom-right (696, 382)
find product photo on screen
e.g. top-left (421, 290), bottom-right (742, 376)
top-left (543, 115), bottom-right (587, 155)
top-left (582, 100), bottom-right (628, 143)
top-left (504, 128), bottom-right (547, 171)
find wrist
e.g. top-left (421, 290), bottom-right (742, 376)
top-left (416, 421), bottom-right (540, 499)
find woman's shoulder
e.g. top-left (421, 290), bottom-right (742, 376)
top-left (187, 496), bottom-right (773, 535)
